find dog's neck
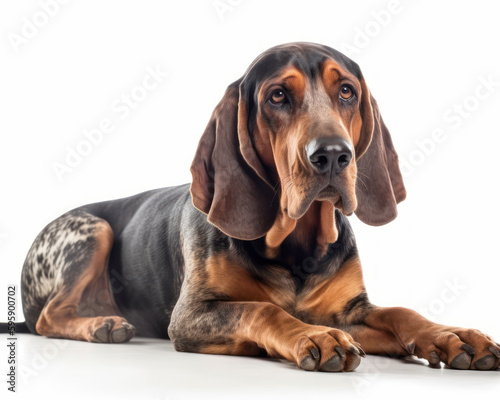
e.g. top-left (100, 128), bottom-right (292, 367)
top-left (264, 201), bottom-right (338, 260)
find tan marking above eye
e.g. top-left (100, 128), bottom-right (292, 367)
top-left (270, 89), bottom-right (286, 104)
top-left (340, 85), bottom-right (353, 100)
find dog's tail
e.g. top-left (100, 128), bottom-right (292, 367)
top-left (0, 322), bottom-right (32, 334)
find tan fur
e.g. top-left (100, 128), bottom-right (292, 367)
top-left (297, 256), bottom-right (365, 321)
top-left (199, 301), bottom-right (363, 373)
top-left (205, 255), bottom-right (295, 311)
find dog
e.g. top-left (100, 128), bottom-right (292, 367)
top-left (18, 43), bottom-right (500, 372)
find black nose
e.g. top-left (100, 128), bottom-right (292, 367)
top-left (306, 137), bottom-right (353, 175)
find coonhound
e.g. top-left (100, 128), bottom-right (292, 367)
top-left (19, 43), bottom-right (500, 372)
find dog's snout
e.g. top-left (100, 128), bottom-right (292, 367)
top-left (306, 137), bottom-right (352, 175)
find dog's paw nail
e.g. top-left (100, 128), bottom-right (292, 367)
top-left (335, 345), bottom-right (346, 359)
top-left (461, 343), bottom-right (475, 355)
top-left (488, 346), bottom-right (500, 358)
top-left (310, 347), bottom-right (320, 359)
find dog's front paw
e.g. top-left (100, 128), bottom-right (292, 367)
top-left (90, 316), bottom-right (136, 343)
top-left (411, 326), bottom-right (500, 370)
top-left (292, 327), bottom-right (365, 372)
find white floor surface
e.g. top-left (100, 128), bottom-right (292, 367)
top-left (1, 334), bottom-right (498, 400)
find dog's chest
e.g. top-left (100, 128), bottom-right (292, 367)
top-left (204, 255), bottom-right (364, 326)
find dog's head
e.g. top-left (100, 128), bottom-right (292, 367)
top-left (190, 42), bottom-right (406, 240)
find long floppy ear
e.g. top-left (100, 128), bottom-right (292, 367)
top-left (190, 80), bottom-right (278, 240)
top-left (354, 77), bottom-right (407, 226)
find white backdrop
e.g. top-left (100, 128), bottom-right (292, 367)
top-left (1, 0), bottom-right (499, 345)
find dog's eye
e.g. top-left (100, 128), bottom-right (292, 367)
top-left (339, 85), bottom-right (354, 100)
top-left (270, 89), bottom-right (286, 104)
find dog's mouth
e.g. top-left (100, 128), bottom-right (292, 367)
top-left (317, 185), bottom-right (357, 215)
top-left (285, 180), bottom-right (357, 219)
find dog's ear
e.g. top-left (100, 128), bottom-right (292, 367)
top-left (354, 76), bottom-right (406, 225)
top-left (190, 80), bottom-right (278, 240)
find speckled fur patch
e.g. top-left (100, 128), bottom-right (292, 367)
top-left (21, 210), bottom-right (101, 333)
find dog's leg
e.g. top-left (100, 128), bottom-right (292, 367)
top-left (347, 307), bottom-right (500, 370)
top-left (21, 211), bottom-right (135, 343)
top-left (169, 300), bottom-right (365, 372)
